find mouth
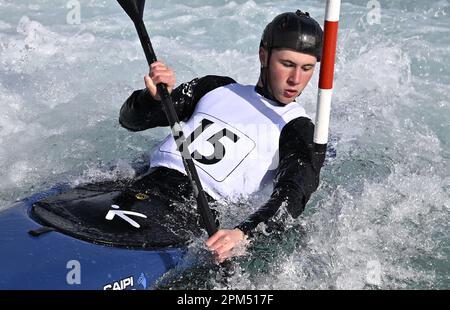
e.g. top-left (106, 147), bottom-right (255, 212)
top-left (283, 89), bottom-right (298, 98)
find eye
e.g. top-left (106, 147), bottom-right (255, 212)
top-left (281, 61), bottom-right (295, 68)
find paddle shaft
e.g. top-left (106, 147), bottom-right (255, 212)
top-left (132, 19), bottom-right (218, 236)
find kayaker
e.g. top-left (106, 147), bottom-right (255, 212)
top-left (119, 10), bottom-right (325, 262)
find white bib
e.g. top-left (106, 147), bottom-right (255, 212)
top-left (150, 84), bottom-right (308, 201)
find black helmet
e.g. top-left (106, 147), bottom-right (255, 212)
top-left (261, 10), bottom-right (323, 61)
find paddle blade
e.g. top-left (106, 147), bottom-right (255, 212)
top-left (117, 0), bottom-right (145, 21)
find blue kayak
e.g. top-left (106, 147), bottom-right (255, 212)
top-left (0, 166), bottom-right (203, 290)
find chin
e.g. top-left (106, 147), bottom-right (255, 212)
top-left (278, 98), bottom-right (294, 105)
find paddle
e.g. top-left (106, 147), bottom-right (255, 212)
top-left (117, 0), bottom-right (218, 236)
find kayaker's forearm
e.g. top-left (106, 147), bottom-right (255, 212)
top-left (236, 169), bottom-right (319, 235)
top-left (236, 117), bottom-right (325, 236)
top-left (119, 75), bottom-right (237, 131)
top-left (119, 89), bottom-right (168, 131)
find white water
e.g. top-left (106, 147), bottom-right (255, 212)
top-left (0, 0), bottom-right (448, 289)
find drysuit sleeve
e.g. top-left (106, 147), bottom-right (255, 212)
top-left (236, 117), bottom-right (326, 236)
top-left (119, 75), bottom-right (236, 131)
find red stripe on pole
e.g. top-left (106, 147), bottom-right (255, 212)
top-left (319, 20), bottom-right (339, 90)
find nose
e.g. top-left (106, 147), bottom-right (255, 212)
top-left (288, 67), bottom-right (303, 86)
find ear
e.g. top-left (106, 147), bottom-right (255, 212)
top-left (259, 47), bottom-right (268, 68)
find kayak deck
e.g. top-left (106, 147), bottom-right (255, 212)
top-left (0, 184), bottom-right (188, 290)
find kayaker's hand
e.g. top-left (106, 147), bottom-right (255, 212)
top-left (144, 61), bottom-right (176, 101)
top-left (206, 228), bottom-right (248, 263)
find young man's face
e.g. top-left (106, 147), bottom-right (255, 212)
top-left (260, 48), bottom-right (317, 105)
